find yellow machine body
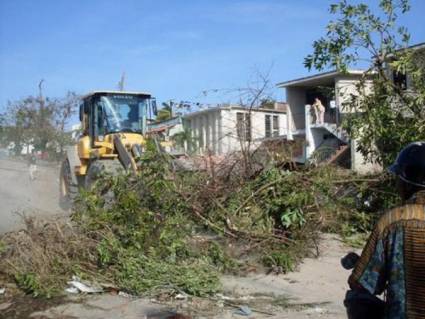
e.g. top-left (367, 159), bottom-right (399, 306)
top-left (75, 132), bottom-right (146, 176)
top-left (59, 91), bottom-right (157, 205)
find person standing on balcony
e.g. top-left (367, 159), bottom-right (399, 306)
top-left (312, 97), bottom-right (325, 124)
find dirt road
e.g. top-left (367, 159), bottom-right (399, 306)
top-left (220, 233), bottom-right (354, 318)
top-left (15, 234), bottom-right (353, 319)
top-left (0, 158), bottom-right (65, 234)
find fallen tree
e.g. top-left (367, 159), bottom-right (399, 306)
top-left (0, 140), bottom-right (399, 298)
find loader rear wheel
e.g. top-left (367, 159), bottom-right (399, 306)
top-left (85, 159), bottom-right (123, 189)
top-left (59, 159), bottom-right (78, 210)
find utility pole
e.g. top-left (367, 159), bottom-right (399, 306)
top-left (118, 72), bottom-right (126, 91)
top-left (38, 79), bottom-right (45, 106)
top-left (37, 79), bottom-right (46, 153)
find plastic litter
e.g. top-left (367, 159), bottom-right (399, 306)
top-left (65, 286), bottom-right (79, 294)
top-left (0, 288), bottom-right (5, 295)
top-left (118, 291), bottom-right (135, 298)
top-left (215, 293), bottom-right (232, 301)
top-left (237, 295), bottom-right (255, 301)
top-left (65, 276), bottom-right (102, 294)
top-left (305, 306), bottom-right (326, 315)
top-left (175, 293), bottom-right (188, 300)
top-left (234, 305), bottom-right (252, 316)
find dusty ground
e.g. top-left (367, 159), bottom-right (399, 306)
top-left (0, 158), bottom-right (65, 234)
top-left (219, 234), bottom-right (354, 319)
top-left (0, 157), bottom-right (355, 318)
top-left (0, 234), bottom-right (354, 319)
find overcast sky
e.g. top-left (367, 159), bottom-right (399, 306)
top-left (1, 0), bottom-right (424, 111)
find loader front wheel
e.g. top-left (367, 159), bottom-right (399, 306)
top-left (85, 160), bottom-right (123, 189)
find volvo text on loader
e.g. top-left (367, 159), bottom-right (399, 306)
top-left (59, 91), bottom-right (157, 206)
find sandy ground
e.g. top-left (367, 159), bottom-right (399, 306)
top-left (0, 158), bottom-right (65, 234)
top-left (9, 234), bottom-right (352, 319)
top-left (0, 157), bottom-right (354, 318)
top-left (219, 234), bottom-right (354, 319)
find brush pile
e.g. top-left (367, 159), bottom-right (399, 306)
top-left (0, 140), bottom-right (399, 298)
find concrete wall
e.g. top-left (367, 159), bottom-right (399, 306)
top-left (351, 138), bottom-right (382, 174)
top-left (335, 79), bottom-right (357, 113)
top-left (220, 109), bottom-right (236, 154)
top-left (186, 111), bottom-right (220, 155)
top-left (185, 108), bottom-right (287, 155)
top-left (311, 128), bottom-right (326, 153)
top-left (286, 87), bottom-right (306, 131)
top-left (220, 109), bottom-right (287, 154)
top-left (335, 76), bottom-right (373, 113)
top-left (335, 77), bottom-right (379, 174)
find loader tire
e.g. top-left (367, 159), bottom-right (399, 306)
top-left (59, 158), bottom-right (78, 210)
top-left (85, 159), bottom-right (123, 189)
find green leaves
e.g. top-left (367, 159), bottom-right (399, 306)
top-left (281, 208), bottom-right (306, 229)
top-left (72, 141), bottom-right (223, 296)
top-left (14, 272), bottom-right (53, 298)
top-left (306, 0), bottom-right (425, 166)
top-left (305, 0), bottom-right (412, 72)
top-left (263, 251), bottom-right (295, 273)
top-left (341, 59), bottom-right (425, 166)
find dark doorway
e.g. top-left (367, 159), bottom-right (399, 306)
top-left (306, 88), bottom-right (329, 107)
top-left (306, 86), bottom-right (336, 124)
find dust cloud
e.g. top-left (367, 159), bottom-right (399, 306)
top-left (0, 158), bottom-right (65, 234)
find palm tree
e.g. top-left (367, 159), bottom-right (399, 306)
top-left (156, 102), bottom-right (173, 122)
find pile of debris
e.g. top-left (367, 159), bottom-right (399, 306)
top-left (0, 141), bottom-right (399, 301)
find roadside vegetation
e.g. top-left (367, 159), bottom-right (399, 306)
top-left (0, 140), bottom-right (399, 298)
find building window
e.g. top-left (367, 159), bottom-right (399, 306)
top-left (265, 115), bottom-right (271, 138)
top-left (245, 113), bottom-right (251, 141)
top-left (265, 115), bottom-right (279, 137)
top-left (273, 115), bottom-right (279, 137)
top-left (393, 70), bottom-right (407, 90)
top-left (237, 112), bottom-right (244, 138)
top-left (236, 112), bottom-right (251, 141)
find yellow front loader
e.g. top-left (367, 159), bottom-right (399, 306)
top-left (59, 91), bottom-right (158, 206)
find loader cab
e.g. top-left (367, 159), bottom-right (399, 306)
top-left (79, 91), bottom-right (157, 145)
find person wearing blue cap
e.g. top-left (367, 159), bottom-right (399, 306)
top-left (345, 142), bottom-right (425, 319)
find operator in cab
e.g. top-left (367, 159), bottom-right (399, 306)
top-left (345, 142), bottom-right (425, 319)
top-left (97, 94), bottom-right (146, 134)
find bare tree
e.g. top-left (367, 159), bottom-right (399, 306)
top-left (197, 65), bottom-right (289, 177)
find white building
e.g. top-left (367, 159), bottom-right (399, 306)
top-left (277, 69), bottom-right (380, 173)
top-left (183, 104), bottom-right (288, 155)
